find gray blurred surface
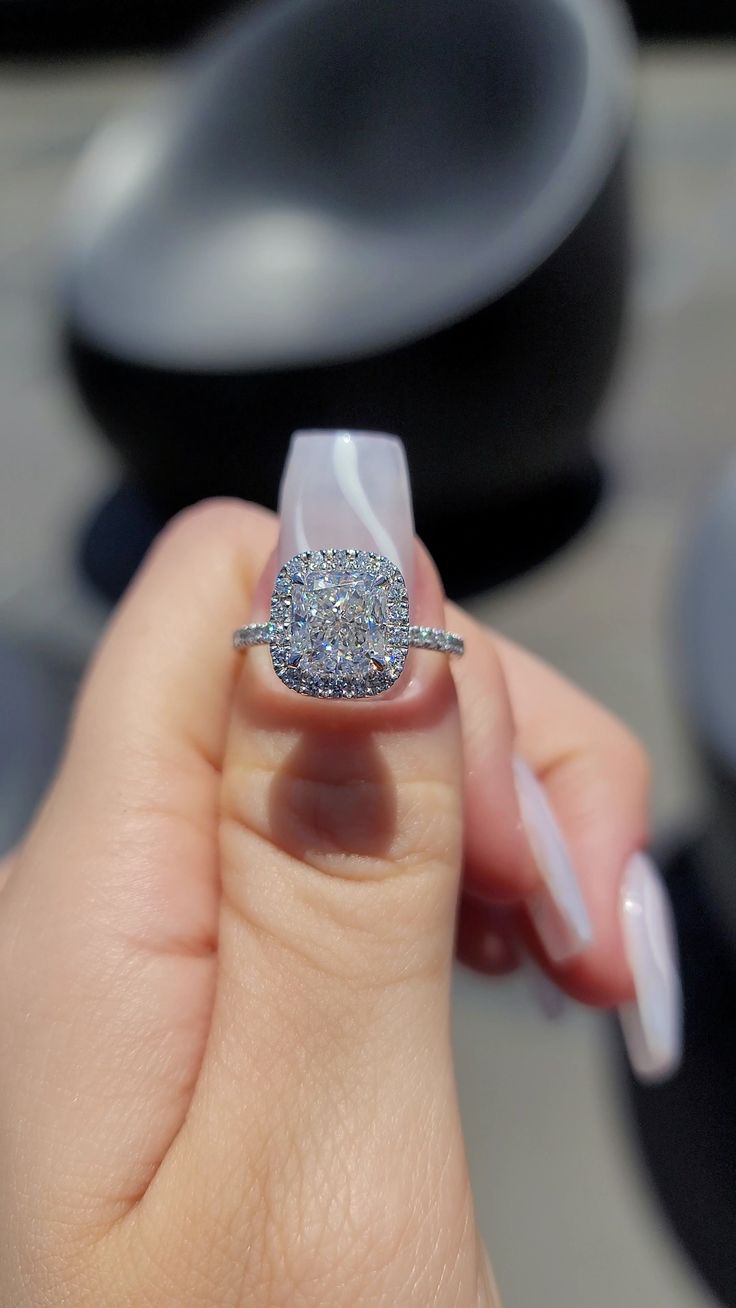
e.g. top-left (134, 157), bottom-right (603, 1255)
top-left (1, 46), bottom-right (733, 1308)
top-left (61, 0), bottom-right (633, 367)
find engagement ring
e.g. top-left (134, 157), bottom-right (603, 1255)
top-left (233, 548), bottom-right (463, 699)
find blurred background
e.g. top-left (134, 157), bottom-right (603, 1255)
top-left (2, 0), bottom-right (736, 1303)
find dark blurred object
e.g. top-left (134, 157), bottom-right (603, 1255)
top-left (79, 483), bottom-right (166, 602)
top-left (0, 0), bottom-right (233, 55)
top-left (619, 838), bottom-right (736, 1308)
top-left (680, 459), bottom-right (736, 951)
top-left (0, 638), bottom-right (77, 855)
top-left (626, 0), bottom-right (736, 38)
top-left (60, 0), bottom-right (634, 597)
top-left (617, 462), bottom-right (736, 1307)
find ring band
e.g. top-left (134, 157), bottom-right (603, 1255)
top-left (233, 548), bottom-right (464, 699)
top-left (234, 623), bottom-right (464, 657)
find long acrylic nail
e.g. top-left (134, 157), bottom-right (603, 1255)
top-left (513, 756), bottom-right (593, 963)
top-left (522, 949), bottom-right (567, 1020)
top-left (278, 429), bottom-right (414, 585)
top-left (618, 852), bottom-right (682, 1083)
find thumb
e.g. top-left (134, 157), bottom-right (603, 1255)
top-left (224, 430), bottom-right (463, 986)
top-left (154, 432), bottom-right (486, 1303)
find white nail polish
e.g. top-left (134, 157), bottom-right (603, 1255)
top-left (513, 756), bottom-right (593, 963)
top-left (278, 429), bottom-right (415, 587)
top-left (522, 950), bottom-right (567, 1021)
top-left (618, 852), bottom-right (683, 1083)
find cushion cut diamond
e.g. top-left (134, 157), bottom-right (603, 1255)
top-left (292, 569), bottom-right (390, 676)
top-left (270, 550), bottom-right (409, 698)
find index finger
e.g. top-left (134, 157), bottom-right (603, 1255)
top-left (449, 607), bottom-right (682, 1083)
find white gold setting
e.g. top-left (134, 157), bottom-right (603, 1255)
top-left (233, 548), bottom-right (463, 699)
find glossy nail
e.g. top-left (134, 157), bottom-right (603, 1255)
top-left (618, 852), bottom-right (683, 1083)
top-left (522, 950), bottom-right (567, 1020)
top-left (513, 756), bottom-right (593, 963)
top-left (278, 429), bottom-right (414, 586)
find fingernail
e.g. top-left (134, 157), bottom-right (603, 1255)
top-left (522, 950), bottom-right (567, 1021)
top-left (618, 852), bottom-right (683, 1083)
top-left (513, 756), bottom-right (593, 963)
top-left (278, 429), bottom-right (415, 586)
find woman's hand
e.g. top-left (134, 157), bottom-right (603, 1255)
top-left (0, 433), bottom-right (680, 1306)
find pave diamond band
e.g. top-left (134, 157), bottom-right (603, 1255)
top-left (407, 626), bottom-right (464, 655)
top-left (233, 548), bottom-right (464, 699)
top-left (233, 623), bottom-right (275, 648)
top-left (234, 622), bottom-right (464, 657)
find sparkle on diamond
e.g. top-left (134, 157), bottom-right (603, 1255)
top-left (290, 568), bottom-right (392, 678)
top-left (270, 550), bottom-right (409, 698)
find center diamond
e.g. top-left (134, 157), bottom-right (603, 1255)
top-left (270, 549), bottom-right (410, 698)
top-left (292, 569), bottom-right (389, 677)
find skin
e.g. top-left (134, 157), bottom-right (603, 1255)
top-left (0, 501), bottom-right (648, 1307)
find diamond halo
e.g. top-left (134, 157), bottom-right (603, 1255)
top-left (269, 549), bottom-right (410, 699)
top-left (232, 549), bottom-right (464, 696)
